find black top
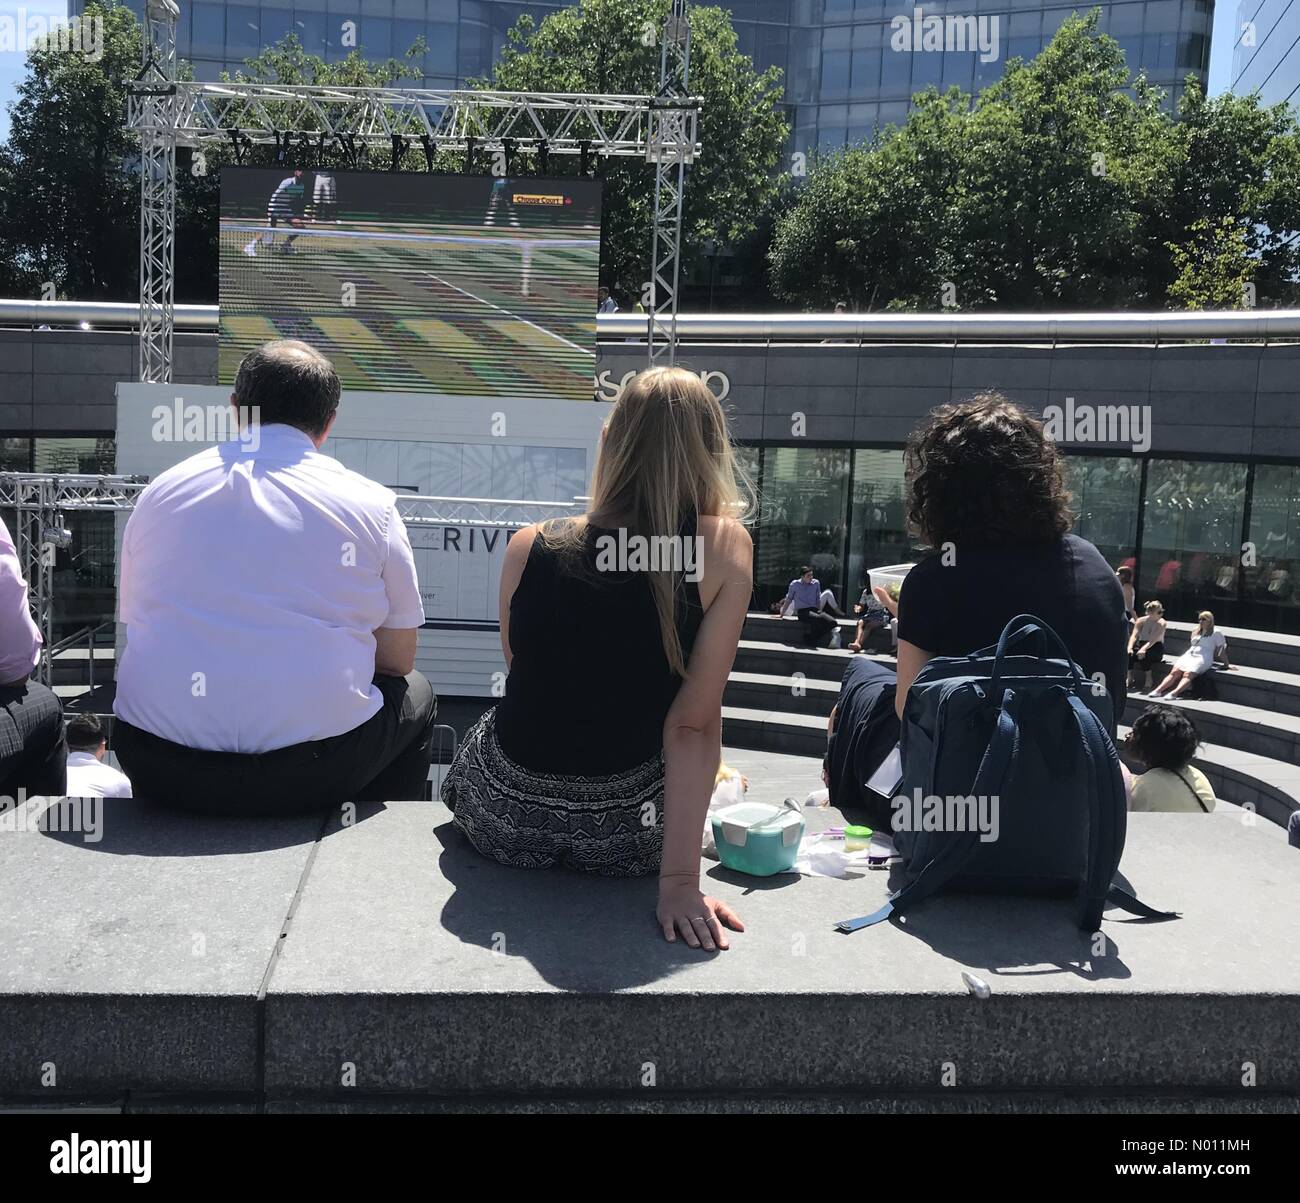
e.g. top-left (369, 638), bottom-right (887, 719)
top-left (895, 534), bottom-right (1128, 731)
top-left (493, 516), bottom-right (705, 775)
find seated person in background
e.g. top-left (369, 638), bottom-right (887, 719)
top-left (1149, 610), bottom-right (1232, 699)
top-left (774, 567), bottom-right (839, 646)
top-left (1116, 564), bottom-right (1135, 624)
top-left (442, 367), bottom-right (753, 952)
top-left (113, 340), bottom-right (436, 816)
top-left (847, 585), bottom-right (890, 652)
top-left (872, 393), bottom-right (1128, 734)
top-left (64, 714), bottom-right (132, 798)
top-left (1127, 599), bottom-right (1167, 693)
top-left (1125, 705), bottom-right (1216, 812)
top-left (0, 515), bottom-right (66, 796)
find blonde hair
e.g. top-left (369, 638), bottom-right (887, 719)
top-left (540, 367), bottom-right (751, 675)
top-left (716, 760), bottom-right (739, 786)
top-left (1198, 610), bottom-right (1216, 631)
top-left (1144, 600), bottom-right (1163, 615)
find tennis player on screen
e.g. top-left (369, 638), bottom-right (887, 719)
top-left (242, 169), bottom-right (308, 258)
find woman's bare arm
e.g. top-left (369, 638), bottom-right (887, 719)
top-left (657, 516), bottom-right (753, 951)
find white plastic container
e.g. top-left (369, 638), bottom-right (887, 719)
top-left (867, 562), bottom-right (914, 604)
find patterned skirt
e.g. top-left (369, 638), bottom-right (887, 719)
top-left (441, 708), bottom-right (665, 876)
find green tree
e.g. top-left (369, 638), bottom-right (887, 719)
top-left (485, 0), bottom-right (788, 302)
top-left (769, 11), bottom-right (1300, 312)
top-left (1166, 217), bottom-right (1255, 310)
top-left (0, 2), bottom-right (139, 300)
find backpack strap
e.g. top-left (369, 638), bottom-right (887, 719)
top-left (1067, 694), bottom-right (1180, 928)
top-left (1067, 694), bottom-right (1124, 932)
top-left (834, 689), bottom-right (1020, 933)
top-left (1174, 768), bottom-right (1211, 813)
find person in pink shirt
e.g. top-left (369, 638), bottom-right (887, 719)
top-left (0, 515), bottom-right (67, 796)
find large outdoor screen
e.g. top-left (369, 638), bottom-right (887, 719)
top-left (218, 168), bottom-right (601, 400)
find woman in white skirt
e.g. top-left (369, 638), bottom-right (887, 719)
top-left (1149, 610), bottom-right (1232, 699)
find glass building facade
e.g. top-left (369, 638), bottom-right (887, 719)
top-left (748, 444), bottom-right (1300, 635)
top-left (83, 0), bottom-right (1214, 158)
top-left (1233, 0), bottom-right (1300, 108)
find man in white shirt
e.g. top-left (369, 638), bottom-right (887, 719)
top-left (113, 340), bottom-right (436, 815)
top-left (64, 714), bottom-right (132, 798)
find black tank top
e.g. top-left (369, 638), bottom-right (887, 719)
top-left (493, 514), bottom-right (705, 775)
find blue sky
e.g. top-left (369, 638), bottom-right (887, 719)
top-left (1, 0), bottom-right (69, 139)
top-left (0, 1), bottom-right (1248, 142)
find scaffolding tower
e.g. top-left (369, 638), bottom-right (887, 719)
top-left (126, 0), bottom-right (699, 382)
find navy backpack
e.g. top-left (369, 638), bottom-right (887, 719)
top-left (836, 614), bottom-right (1178, 934)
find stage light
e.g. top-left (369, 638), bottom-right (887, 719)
top-left (43, 525), bottom-right (72, 550)
top-left (78, 321), bottom-right (91, 331)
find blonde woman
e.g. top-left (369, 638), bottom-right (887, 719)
top-left (1149, 610), bottom-right (1232, 699)
top-left (442, 367), bottom-right (754, 952)
top-left (1127, 600), bottom-right (1167, 693)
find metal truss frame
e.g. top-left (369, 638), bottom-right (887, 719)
top-left (125, 2), bottom-right (698, 382)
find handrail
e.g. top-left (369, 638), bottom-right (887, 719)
top-left (47, 620), bottom-right (115, 659)
top-left (5, 299), bottom-right (1300, 342)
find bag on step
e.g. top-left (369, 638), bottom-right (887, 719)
top-left (835, 614), bottom-right (1178, 934)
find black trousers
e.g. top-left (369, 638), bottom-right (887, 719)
top-left (0, 679), bottom-right (67, 797)
top-left (113, 671), bottom-right (438, 817)
top-left (796, 606), bottom-right (839, 645)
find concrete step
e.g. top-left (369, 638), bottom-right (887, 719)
top-left (1139, 663), bottom-right (1300, 719)
top-left (1163, 620), bottom-right (1300, 675)
top-left (733, 638), bottom-right (897, 683)
top-left (722, 704), bottom-right (827, 758)
top-left (4, 794), bottom-right (1296, 1108)
top-left (742, 612), bottom-right (891, 646)
top-left (1117, 724), bottom-right (1300, 833)
top-left (746, 612), bottom-right (1300, 678)
top-left (724, 670), bottom-right (839, 717)
top-left (1123, 693), bottom-right (1300, 777)
top-left (49, 645), bottom-right (116, 687)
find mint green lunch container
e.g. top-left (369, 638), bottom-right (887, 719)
top-left (710, 802), bottom-right (805, 877)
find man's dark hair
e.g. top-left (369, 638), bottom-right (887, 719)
top-left (799, 565), bottom-right (813, 576)
top-left (66, 713), bottom-right (105, 752)
top-left (904, 392), bottom-right (1073, 549)
top-left (1128, 705), bottom-right (1201, 771)
top-left (233, 340), bottom-right (341, 438)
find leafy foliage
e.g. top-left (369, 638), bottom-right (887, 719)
top-left (769, 11), bottom-right (1300, 312)
top-left (485, 0), bottom-right (789, 302)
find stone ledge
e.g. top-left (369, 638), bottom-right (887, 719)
top-left (2, 771), bottom-right (1297, 1107)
